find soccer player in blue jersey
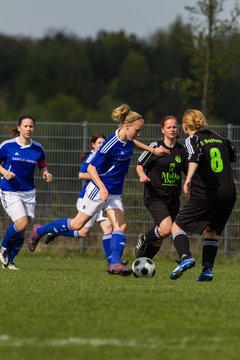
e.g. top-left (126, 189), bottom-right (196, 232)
top-left (169, 109), bottom-right (236, 282)
top-left (0, 115), bottom-right (53, 270)
top-left (44, 133), bottom-right (120, 265)
top-left (28, 104), bottom-right (170, 275)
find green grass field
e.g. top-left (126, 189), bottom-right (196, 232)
top-left (1, 251), bottom-right (240, 360)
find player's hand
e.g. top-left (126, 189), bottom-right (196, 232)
top-left (183, 178), bottom-right (191, 195)
top-left (99, 187), bottom-right (108, 202)
top-left (139, 174), bottom-right (150, 183)
top-left (3, 170), bottom-right (16, 180)
top-left (43, 171), bottom-right (53, 182)
top-left (154, 146), bottom-right (171, 155)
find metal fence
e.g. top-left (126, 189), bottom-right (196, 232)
top-left (0, 121), bottom-right (239, 255)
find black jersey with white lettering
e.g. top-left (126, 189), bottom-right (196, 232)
top-left (137, 140), bottom-right (187, 203)
top-left (185, 129), bottom-right (236, 201)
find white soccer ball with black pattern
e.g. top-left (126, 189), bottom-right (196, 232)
top-left (132, 257), bottom-right (156, 278)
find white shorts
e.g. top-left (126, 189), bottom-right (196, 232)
top-left (78, 183), bottom-right (124, 218)
top-left (76, 198), bottom-right (108, 228)
top-left (0, 189), bottom-right (36, 221)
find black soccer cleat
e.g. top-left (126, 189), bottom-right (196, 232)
top-left (135, 233), bottom-right (148, 258)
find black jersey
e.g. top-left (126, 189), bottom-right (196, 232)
top-left (185, 129), bottom-right (236, 201)
top-left (137, 140), bottom-right (187, 203)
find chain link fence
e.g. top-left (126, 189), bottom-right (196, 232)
top-left (0, 121), bottom-right (239, 255)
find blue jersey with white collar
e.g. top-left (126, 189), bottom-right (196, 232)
top-left (89, 129), bottom-right (134, 195)
top-left (0, 137), bottom-right (46, 192)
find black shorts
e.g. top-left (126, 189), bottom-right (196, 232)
top-left (145, 197), bottom-right (180, 226)
top-left (175, 194), bottom-right (236, 236)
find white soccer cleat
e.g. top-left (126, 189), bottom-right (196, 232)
top-left (0, 248), bottom-right (9, 266)
top-left (2, 262), bottom-right (20, 270)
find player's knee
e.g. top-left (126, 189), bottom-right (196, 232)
top-left (158, 217), bottom-right (173, 238)
top-left (79, 228), bottom-right (91, 238)
top-left (159, 227), bottom-right (171, 238)
top-left (15, 225), bottom-right (27, 233)
top-left (114, 223), bottom-right (127, 233)
top-left (14, 220), bottom-right (29, 233)
top-left (71, 214), bottom-right (91, 230)
top-left (171, 222), bottom-right (182, 234)
top-left (103, 224), bottom-right (113, 234)
top-left (121, 223), bottom-right (127, 232)
top-left (204, 226), bottom-right (218, 239)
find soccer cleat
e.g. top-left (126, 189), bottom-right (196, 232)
top-left (45, 232), bottom-right (58, 244)
top-left (196, 268), bottom-right (213, 282)
top-left (8, 263), bottom-right (20, 270)
top-left (135, 233), bottom-right (148, 258)
top-left (2, 262), bottom-right (20, 270)
top-left (170, 258), bottom-right (196, 280)
top-left (0, 248), bottom-right (9, 266)
top-left (107, 263), bottom-right (133, 276)
top-left (28, 224), bottom-right (42, 252)
top-left (107, 259), bottom-right (129, 269)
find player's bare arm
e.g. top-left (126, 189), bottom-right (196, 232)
top-left (136, 164), bottom-right (150, 183)
top-left (133, 139), bottom-right (170, 155)
top-left (183, 162), bottom-right (198, 195)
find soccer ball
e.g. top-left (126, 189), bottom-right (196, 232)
top-left (132, 257), bottom-right (156, 278)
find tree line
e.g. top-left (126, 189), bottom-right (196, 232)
top-left (0, 0), bottom-right (240, 125)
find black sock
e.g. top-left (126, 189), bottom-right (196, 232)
top-left (145, 226), bottom-right (162, 242)
top-left (173, 232), bottom-right (191, 259)
top-left (202, 238), bottom-right (218, 270)
top-left (143, 241), bottom-right (163, 259)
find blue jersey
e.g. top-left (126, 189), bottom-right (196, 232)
top-left (89, 129), bottom-right (134, 195)
top-left (78, 150), bottom-right (95, 199)
top-left (0, 137), bottom-right (46, 192)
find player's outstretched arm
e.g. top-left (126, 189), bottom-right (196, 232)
top-left (133, 139), bottom-right (170, 155)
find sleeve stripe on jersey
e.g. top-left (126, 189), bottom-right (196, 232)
top-left (185, 136), bottom-right (194, 160)
top-left (137, 142), bottom-right (157, 165)
top-left (0, 138), bottom-right (17, 149)
top-left (185, 135), bottom-right (200, 161)
top-left (86, 152), bottom-right (95, 164)
top-left (99, 165), bottom-right (115, 177)
top-left (100, 135), bottom-right (118, 154)
top-left (32, 140), bottom-right (44, 151)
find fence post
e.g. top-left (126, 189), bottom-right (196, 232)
top-left (82, 120), bottom-right (88, 152)
top-left (80, 121), bottom-right (88, 253)
top-left (223, 123), bottom-right (233, 256)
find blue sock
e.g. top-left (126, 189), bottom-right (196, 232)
top-left (8, 235), bottom-right (25, 263)
top-left (110, 231), bottom-right (126, 264)
top-left (37, 218), bottom-right (70, 236)
top-left (102, 234), bottom-right (112, 263)
top-left (2, 224), bottom-right (21, 249)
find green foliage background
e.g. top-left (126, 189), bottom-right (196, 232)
top-left (0, 8), bottom-right (240, 125)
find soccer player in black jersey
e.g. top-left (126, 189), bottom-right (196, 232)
top-left (170, 109), bottom-right (236, 282)
top-left (135, 115), bottom-right (187, 260)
